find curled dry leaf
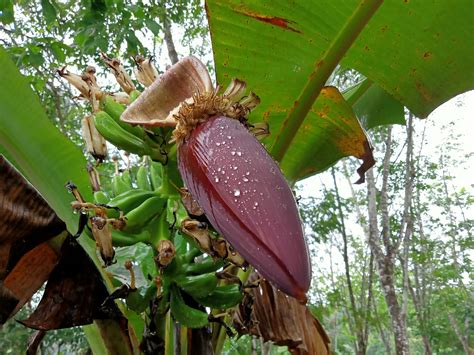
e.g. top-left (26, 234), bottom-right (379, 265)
top-left (179, 187), bottom-right (205, 217)
top-left (19, 237), bottom-right (122, 330)
top-left (0, 156), bottom-right (64, 323)
top-left (233, 272), bottom-right (330, 355)
top-left (2, 243), bottom-right (60, 324)
top-left (121, 56), bottom-right (213, 127)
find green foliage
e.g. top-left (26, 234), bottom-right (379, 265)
top-left (299, 117), bottom-right (473, 353)
top-left (1, 0), bottom-right (473, 353)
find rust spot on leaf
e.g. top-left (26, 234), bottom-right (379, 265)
top-left (364, 45), bottom-right (370, 51)
top-left (381, 25), bottom-right (388, 33)
top-left (316, 60), bottom-right (324, 68)
top-left (234, 9), bottom-right (302, 34)
top-left (415, 80), bottom-right (433, 103)
top-left (423, 51), bottom-right (431, 59)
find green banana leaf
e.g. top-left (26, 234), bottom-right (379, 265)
top-left (344, 80), bottom-right (405, 130)
top-left (0, 46), bottom-right (91, 232)
top-left (280, 86), bottom-right (371, 182)
top-left (342, 0), bottom-right (474, 118)
top-left (206, 0), bottom-right (473, 181)
top-left (0, 47), bottom-right (132, 354)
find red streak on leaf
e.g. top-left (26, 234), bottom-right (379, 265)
top-left (235, 9), bottom-right (302, 34)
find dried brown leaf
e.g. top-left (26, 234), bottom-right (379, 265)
top-left (233, 272), bottom-right (330, 355)
top-left (19, 237), bottom-right (121, 330)
top-left (3, 242), bottom-right (60, 320)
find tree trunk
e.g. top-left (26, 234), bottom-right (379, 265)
top-left (448, 313), bottom-right (472, 355)
top-left (158, 1), bottom-right (179, 65)
top-left (162, 16), bottom-right (178, 64)
top-left (331, 168), bottom-right (367, 355)
top-left (366, 127), bottom-right (411, 355)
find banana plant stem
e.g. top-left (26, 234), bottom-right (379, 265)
top-left (213, 266), bottom-right (253, 354)
top-left (270, 0), bottom-right (383, 162)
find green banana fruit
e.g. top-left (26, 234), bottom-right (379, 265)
top-left (174, 272), bottom-right (218, 298)
top-left (126, 280), bottom-right (160, 313)
top-left (108, 189), bottom-right (156, 212)
top-left (93, 190), bottom-right (109, 205)
top-left (124, 195), bottom-right (167, 232)
top-left (111, 229), bottom-right (151, 246)
top-left (136, 164), bottom-right (152, 190)
top-left (193, 284), bottom-right (243, 309)
top-left (125, 287), bottom-right (146, 313)
top-left (170, 284), bottom-right (208, 329)
top-left (129, 89), bottom-right (141, 103)
top-left (101, 95), bottom-right (145, 138)
top-left (94, 111), bottom-right (149, 155)
top-left (149, 161), bottom-right (162, 190)
top-left (121, 170), bottom-right (133, 189)
top-left (183, 258), bottom-right (225, 275)
top-left (112, 174), bottom-right (131, 196)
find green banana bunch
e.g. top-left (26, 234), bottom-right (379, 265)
top-left (193, 284), bottom-right (243, 309)
top-left (94, 110), bottom-right (150, 156)
top-left (170, 284), bottom-right (208, 329)
top-left (124, 195), bottom-right (167, 233)
top-left (149, 161), bottom-right (163, 190)
top-left (108, 189), bottom-right (157, 213)
top-left (101, 95), bottom-right (145, 139)
top-left (136, 164), bottom-right (152, 191)
top-left (182, 257), bottom-right (225, 275)
top-left (121, 170), bottom-right (132, 188)
top-left (93, 190), bottom-right (109, 205)
top-left (111, 229), bottom-right (151, 246)
top-left (174, 272), bottom-right (218, 298)
top-left (112, 173), bottom-right (132, 196)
